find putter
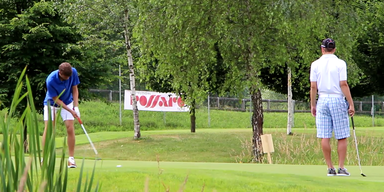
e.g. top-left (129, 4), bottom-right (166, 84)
top-left (76, 117), bottom-right (101, 160)
top-left (351, 117), bottom-right (366, 177)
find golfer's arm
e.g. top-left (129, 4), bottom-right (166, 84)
top-left (310, 82), bottom-right (317, 107)
top-left (72, 85), bottom-right (79, 107)
top-left (52, 96), bottom-right (73, 112)
top-left (340, 80), bottom-right (354, 107)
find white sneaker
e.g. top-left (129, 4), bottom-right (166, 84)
top-left (68, 157), bottom-right (77, 168)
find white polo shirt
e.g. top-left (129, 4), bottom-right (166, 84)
top-left (310, 54), bottom-right (347, 97)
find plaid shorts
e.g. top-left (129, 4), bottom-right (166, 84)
top-left (316, 97), bottom-right (350, 139)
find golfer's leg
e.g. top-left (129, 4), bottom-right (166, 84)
top-left (337, 138), bottom-right (347, 168)
top-left (331, 98), bottom-right (350, 169)
top-left (321, 138), bottom-right (333, 168)
top-left (65, 120), bottom-right (75, 157)
top-left (42, 106), bottom-right (56, 153)
top-left (316, 98), bottom-right (333, 168)
top-left (42, 121), bottom-right (48, 149)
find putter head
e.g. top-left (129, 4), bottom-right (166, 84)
top-left (361, 173), bottom-right (366, 177)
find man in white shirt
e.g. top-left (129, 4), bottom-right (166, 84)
top-left (310, 38), bottom-right (355, 176)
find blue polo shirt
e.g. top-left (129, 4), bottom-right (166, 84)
top-left (44, 68), bottom-right (80, 106)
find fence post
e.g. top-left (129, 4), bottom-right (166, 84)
top-left (208, 94), bottom-right (210, 127)
top-left (119, 65), bottom-right (122, 126)
top-left (382, 102), bottom-right (384, 113)
top-left (241, 99), bottom-right (245, 111)
top-left (372, 95), bottom-right (374, 127)
top-left (267, 99), bottom-right (271, 111)
top-left (109, 90), bottom-right (113, 101)
top-left (359, 101), bottom-right (362, 112)
top-left (293, 100), bottom-right (295, 127)
top-left (217, 97), bottom-right (220, 109)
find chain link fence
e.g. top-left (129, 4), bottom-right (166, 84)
top-left (88, 89), bottom-right (384, 115)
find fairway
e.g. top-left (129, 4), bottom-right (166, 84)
top-left (66, 159), bottom-right (384, 191)
top-left (54, 128), bottom-right (384, 191)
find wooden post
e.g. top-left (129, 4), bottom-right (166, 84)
top-left (261, 134), bottom-right (274, 164)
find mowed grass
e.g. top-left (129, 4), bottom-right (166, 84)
top-left (57, 128), bottom-right (384, 191)
top-left (65, 160), bottom-right (384, 192)
top-left (56, 128), bottom-right (384, 166)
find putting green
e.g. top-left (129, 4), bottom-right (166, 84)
top-left (75, 159), bottom-right (383, 181)
top-left (52, 159), bottom-right (384, 191)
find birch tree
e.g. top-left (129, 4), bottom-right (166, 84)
top-left (135, 0), bottom-right (223, 132)
top-left (58, 0), bottom-right (142, 138)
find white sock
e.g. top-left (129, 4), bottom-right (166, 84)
top-left (69, 156), bottom-right (74, 160)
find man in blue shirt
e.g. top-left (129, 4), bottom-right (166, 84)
top-left (42, 62), bottom-right (81, 168)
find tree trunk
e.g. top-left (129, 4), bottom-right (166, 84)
top-left (124, 9), bottom-right (140, 139)
top-left (190, 100), bottom-right (196, 133)
top-left (287, 67), bottom-right (294, 135)
top-left (251, 87), bottom-right (263, 163)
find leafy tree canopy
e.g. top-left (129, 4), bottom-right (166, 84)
top-left (0, 1), bottom-right (111, 111)
top-left (351, 1), bottom-right (384, 97)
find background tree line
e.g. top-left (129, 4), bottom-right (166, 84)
top-left (1, 0), bottom-right (384, 161)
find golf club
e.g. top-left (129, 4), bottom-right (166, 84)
top-left (351, 116), bottom-right (366, 177)
top-left (76, 117), bottom-right (101, 160)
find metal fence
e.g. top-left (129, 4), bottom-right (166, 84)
top-left (89, 89), bottom-right (121, 101)
top-left (205, 96), bottom-right (384, 115)
top-left (89, 89), bottom-right (384, 115)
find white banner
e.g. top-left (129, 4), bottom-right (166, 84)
top-left (124, 90), bottom-right (189, 112)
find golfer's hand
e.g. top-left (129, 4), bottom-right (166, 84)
top-left (74, 106), bottom-right (81, 118)
top-left (348, 105), bottom-right (355, 117)
top-left (70, 110), bottom-right (78, 119)
top-left (311, 106), bottom-right (316, 117)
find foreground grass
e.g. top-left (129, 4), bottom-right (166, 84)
top-left (64, 160), bottom-right (384, 192)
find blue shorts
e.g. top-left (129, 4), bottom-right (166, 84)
top-left (316, 97), bottom-right (350, 139)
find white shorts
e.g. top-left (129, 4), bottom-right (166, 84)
top-left (44, 102), bottom-right (74, 122)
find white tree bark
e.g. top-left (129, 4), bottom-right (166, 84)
top-left (124, 9), bottom-right (140, 139)
top-left (287, 67), bottom-right (293, 135)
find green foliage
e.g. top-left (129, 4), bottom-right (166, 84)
top-left (258, 0), bottom-right (364, 100)
top-left (352, 1), bottom-right (384, 96)
top-left (57, 0), bottom-right (134, 89)
top-left (0, 1), bottom-right (81, 111)
top-left (0, 67), bottom-right (99, 191)
top-left (0, 1), bottom-right (112, 111)
top-left (136, 0), bottom-right (228, 103)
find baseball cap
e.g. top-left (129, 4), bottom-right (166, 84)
top-left (321, 38), bottom-right (336, 48)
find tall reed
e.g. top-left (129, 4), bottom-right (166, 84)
top-left (0, 67), bottom-right (99, 191)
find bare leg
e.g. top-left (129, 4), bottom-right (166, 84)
top-left (321, 138), bottom-right (334, 168)
top-left (42, 120), bottom-right (55, 153)
top-left (65, 120), bottom-right (75, 157)
top-left (337, 138), bottom-right (347, 168)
